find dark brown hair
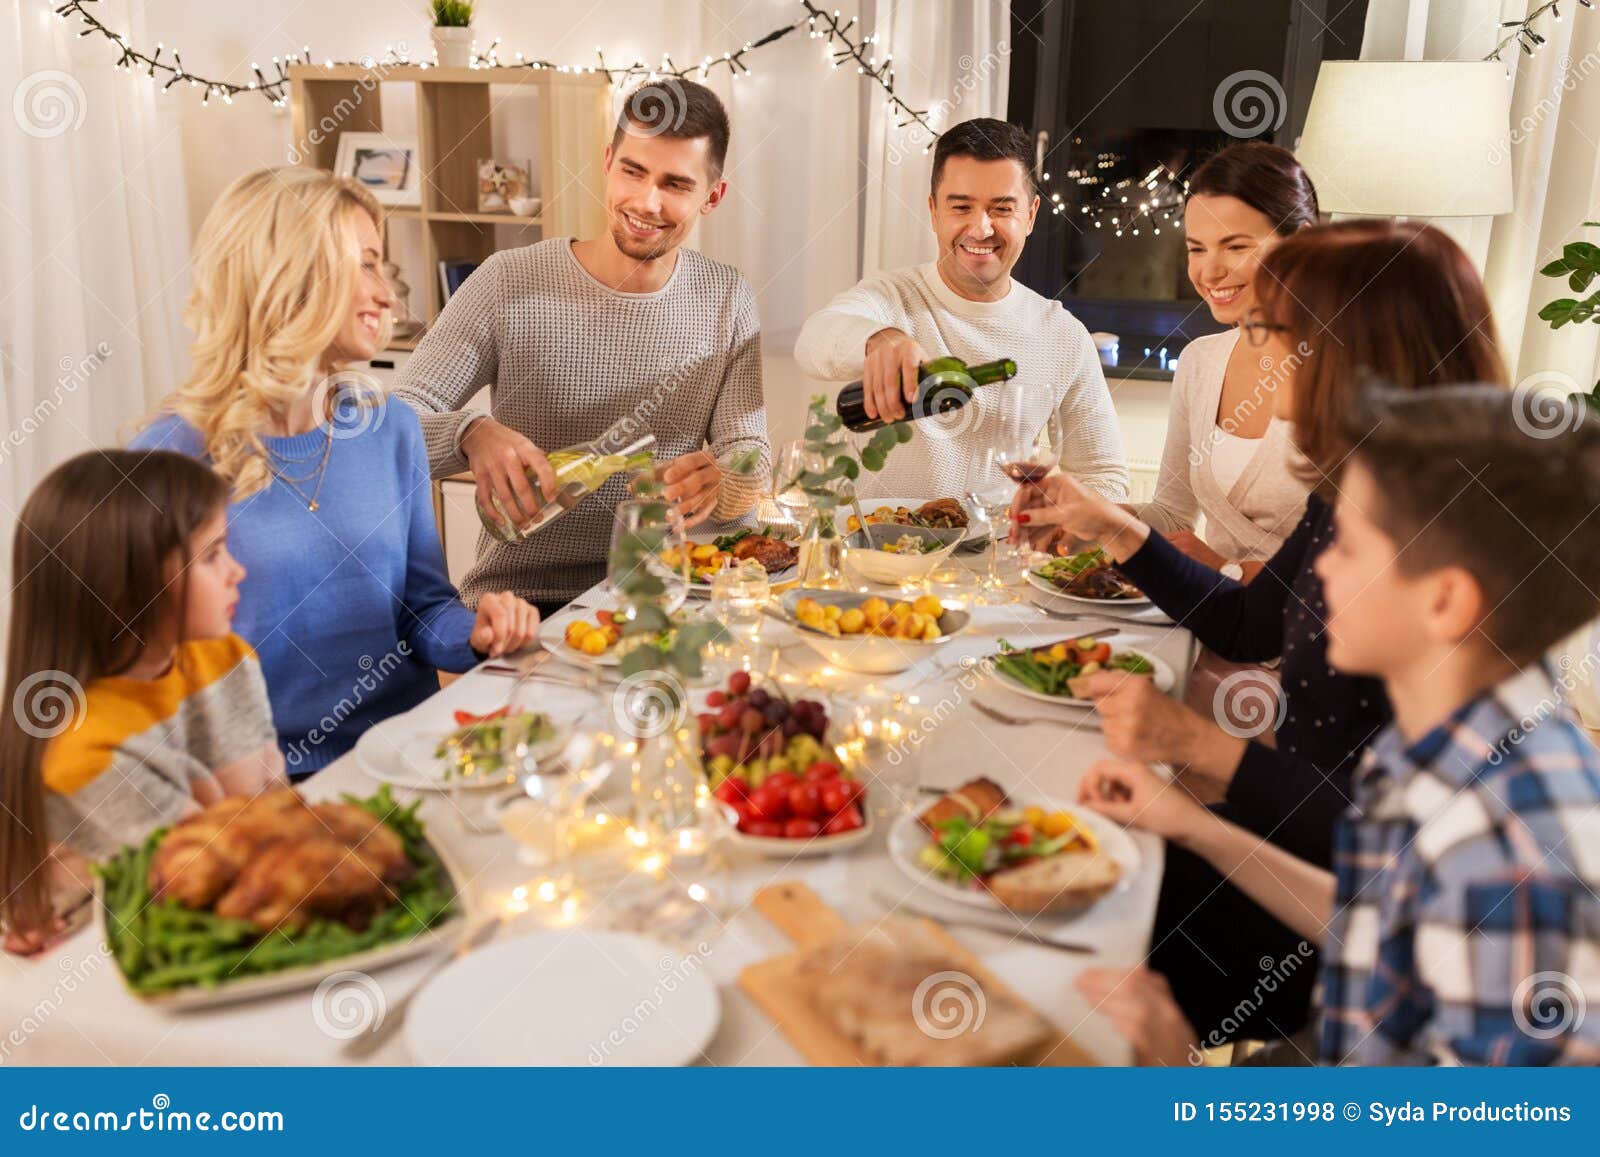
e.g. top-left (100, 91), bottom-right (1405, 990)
top-left (1187, 141), bottom-right (1318, 234)
top-left (1340, 384), bottom-right (1600, 662)
top-left (1, 450), bottom-right (227, 937)
top-left (612, 78), bottom-right (731, 179)
top-left (1255, 219), bottom-right (1508, 497)
top-left (932, 117), bottom-right (1037, 197)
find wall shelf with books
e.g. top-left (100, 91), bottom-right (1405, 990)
top-left (287, 64), bottom-right (611, 353)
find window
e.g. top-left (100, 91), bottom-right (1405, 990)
top-left (1006, 0), bottom-right (1368, 378)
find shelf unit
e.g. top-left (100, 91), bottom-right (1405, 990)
top-left (287, 64), bottom-right (612, 345)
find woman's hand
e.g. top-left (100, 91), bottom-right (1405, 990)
top-left (1075, 967), bottom-right (1200, 1067)
top-left (658, 451), bottom-right (723, 527)
top-left (1010, 473), bottom-right (1150, 562)
top-left (4, 918), bottom-right (71, 957)
top-left (1078, 758), bottom-right (1208, 841)
top-left (469, 591), bottom-right (541, 657)
top-left (1074, 670), bottom-right (1247, 788)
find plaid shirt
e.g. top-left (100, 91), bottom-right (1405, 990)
top-left (1318, 662), bottom-right (1600, 1065)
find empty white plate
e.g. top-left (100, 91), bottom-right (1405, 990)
top-left (404, 931), bottom-right (721, 1066)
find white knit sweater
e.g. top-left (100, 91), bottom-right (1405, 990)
top-left (793, 263), bottom-right (1128, 501)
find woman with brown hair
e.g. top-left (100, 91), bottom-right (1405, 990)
top-left (1143, 140), bottom-right (1320, 575)
top-left (1014, 218), bottom-right (1508, 1042)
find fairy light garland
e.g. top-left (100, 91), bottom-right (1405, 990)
top-left (1487, 0), bottom-right (1594, 62)
top-left (52, 0), bottom-right (932, 137)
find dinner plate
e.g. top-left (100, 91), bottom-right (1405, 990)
top-left (834, 496), bottom-right (989, 552)
top-left (404, 931), bottom-right (721, 1066)
top-left (1025, 568), bottom-right (1151, 607)
top-left (676, 532), bottom-right (798, 594)
top-left (988, 644), bottom-right (1175, 708)
top-left (355, 717), bottom-right (571, 793)
top-left (886, 800), bottom-right (1142, 916)
top-left (539, 604), bottom-right (628, 668)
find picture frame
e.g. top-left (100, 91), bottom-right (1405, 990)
top-left (334, 132), bottom-right (421, 206)
top-left (476, 157), bottom-right (531, 213)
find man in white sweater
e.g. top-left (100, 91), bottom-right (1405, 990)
top-left (795, 118), bottom-right (1127, 501)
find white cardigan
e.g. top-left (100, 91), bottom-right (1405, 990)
top-left (1138, 330), bottom-right (1311, 562)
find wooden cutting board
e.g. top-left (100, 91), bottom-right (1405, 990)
top-left (737, 881), bottom-right (1095, 1067)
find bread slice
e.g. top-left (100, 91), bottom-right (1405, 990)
top-left (985, 848), bottom-right (1122, 914)
top-left (919, 777), bottom-right (1008, 833)
top-left (796, 918), bottom-right (1052, 1066)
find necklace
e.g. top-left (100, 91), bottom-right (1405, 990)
top-left (266, 428), bottom-right (334, 512)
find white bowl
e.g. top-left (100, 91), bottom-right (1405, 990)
top-left (842, 524), bottom-right (964, 586)
top-left (779, 587), bottom-right (969, 674)
top-left (508, 195), bottom-right (542, 217)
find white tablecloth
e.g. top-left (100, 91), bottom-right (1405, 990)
top-left (0, 575), bottom-right (1192, 1067)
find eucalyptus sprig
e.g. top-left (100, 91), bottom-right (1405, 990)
top-left (789, 395), bottom-right (913, 537)
top-left (1536, 220), bottom-right (1600, 402)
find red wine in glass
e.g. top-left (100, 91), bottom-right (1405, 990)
top-left (1003, 462), bottom-right (1052, 484)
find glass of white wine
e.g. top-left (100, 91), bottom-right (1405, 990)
top-left (607, 497), bottom-right (690, 615)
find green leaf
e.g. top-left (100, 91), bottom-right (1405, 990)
top-left (894, 422), bottom-right (914, 444)
top-left (619, 648), bottom-right (667, 677)
top-left (1566, 241), bottom-right (1600, 267)
top-left (1540, 258), bottom-right (1572, 277)
top-left (834, 455), bottom-right (860, 480)
top-left (860, 447), bottom-right (886, 472)
top-left (627, 603), bottom-right (670, 633)
top-left (726, 448), bottom-right (762, 475)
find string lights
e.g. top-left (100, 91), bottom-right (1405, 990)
top-left (1487, 0), bottom-right (1594, 62)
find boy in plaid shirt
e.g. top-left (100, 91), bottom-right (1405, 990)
top-left (1074, 386), bottom-right (1600, 1065)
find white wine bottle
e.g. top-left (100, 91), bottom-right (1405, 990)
top-left (478, 420), bottom-right (657, 543)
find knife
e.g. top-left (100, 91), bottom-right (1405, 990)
top-left (341, 915), bottom-right (506, 1060)
top-left (870, 889), bottom-right (1096, 955)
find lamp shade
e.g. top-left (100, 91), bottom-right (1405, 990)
top-left (1295, 60), bottom-right (1512, 217)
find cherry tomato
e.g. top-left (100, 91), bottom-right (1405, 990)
top-left (783, 818), bottom-right (822, 839)
top-left (803, 760), bottom-right (843, 783)
top-left (453, 706), bottom-right (508, 727)
top-left (747, 784), bottom-right (790, 822)
top-left (788, 782), bottom-right (823, 819)
top-left (713, 777), bottom-right (749, 806)
top-left (819, 780), bottom-right (851, 815)
top-left (763, 771), bottom-right (799, 796)
top-left (821, 805), bottom-right (864, 835)
top-left (833, 779), bottom-right (865, 808)
top-left (595, 610), bottom-right (615, 627)
top-left (1005, 824), bottom-right (1034, 847)
top-left (745, 820), bottom-right (784, 838)
top-left (1085, 643), bottom-right (1112, 664)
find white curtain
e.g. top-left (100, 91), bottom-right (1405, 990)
top-left (0, 0), bottom-right (191, 598)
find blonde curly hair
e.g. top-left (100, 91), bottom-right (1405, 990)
top-left (151, 167), bottom-right (392, 497)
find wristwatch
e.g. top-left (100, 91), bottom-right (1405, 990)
top-left (1220, 561), bottom-right (1244, 581)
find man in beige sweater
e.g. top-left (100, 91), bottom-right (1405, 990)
top-left (795, 118), bottom-right (1126, 501)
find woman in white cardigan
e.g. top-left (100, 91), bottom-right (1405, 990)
top-left (1139, 142), bottom-right (1319, 581)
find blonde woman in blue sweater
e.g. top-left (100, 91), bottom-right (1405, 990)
top-left (133, 168), bottom-right (539, 775)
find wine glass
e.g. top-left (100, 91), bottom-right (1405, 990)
top-left (768, 439), bottom-right (820, 536)
top-left (607, 497), bottom-right (690, 615)
top-left (963, 446), bottom-right (1024, 605)
top-left (994, 387), bottom-right (1065, 568)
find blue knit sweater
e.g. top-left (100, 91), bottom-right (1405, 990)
top-left (131, 401), bottom-right (479, 775)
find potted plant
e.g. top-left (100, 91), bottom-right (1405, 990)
top-left (429, 0), bottom-right (475, 69)
top-left (1537, 220), bottom-right (1600, 412)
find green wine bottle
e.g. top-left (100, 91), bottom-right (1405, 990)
top-left (835, 356), bottom-right (1017, 432)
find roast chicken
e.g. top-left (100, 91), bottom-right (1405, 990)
top-left (148, 789), bottom-right (411, 932)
